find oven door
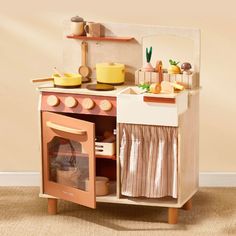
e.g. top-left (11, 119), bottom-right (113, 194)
top-left (42, 112), bottom-right (96, 209)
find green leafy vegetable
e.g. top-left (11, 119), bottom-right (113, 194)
top-left (146, 47), bottom-right (153, 63)
top-left (169, 59), bottom-right (180, 66)
top-left (138, 83), bottom-right (150, 91)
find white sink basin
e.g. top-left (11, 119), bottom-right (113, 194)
top-left (117, 87), bottom-right (188, 127)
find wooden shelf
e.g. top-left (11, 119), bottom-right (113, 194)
top-left (66, 35), bottom-right (134, 42)
top-left (96, 154), bottom-right (116, 160)
top-left (49, 151), bottom-right (116, 160)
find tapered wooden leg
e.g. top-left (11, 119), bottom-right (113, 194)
top-left (48, 198), bottom-right (57, 215)
top-left (182, 198), bottom-right (192, 211)
top-left (168, 207), bottom-right (178, 224)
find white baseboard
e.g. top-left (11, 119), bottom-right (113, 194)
top-left (199, 172), bottom-right (236, 187)
top-left (0, 172), bottom-right (40, 186)
top-left (0, 172), bottom-right (235, 187)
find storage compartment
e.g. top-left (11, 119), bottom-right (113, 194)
top-left (117, 87), bottom-right (188, 127)
top-left (95, 158), bottom-right (116, 196)
top-left (119, 123), bottom-right (178, 199)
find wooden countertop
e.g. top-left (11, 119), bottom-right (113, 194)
top-left (36, 81), bottom-right (199, 98)
top-left (37, 82), bottom-right (134, 97)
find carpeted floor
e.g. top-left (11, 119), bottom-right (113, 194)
top-left (0, 187), bottom-right (235, 236)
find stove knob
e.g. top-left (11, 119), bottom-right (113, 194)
top-left (65, 96), bottom-right (77, 108)
top-left (47, 95), bottom-right (60, 107)
top-left (100, 100), bottom-right (112, 111)
top-left (82, 98), bottom-right (95, 110)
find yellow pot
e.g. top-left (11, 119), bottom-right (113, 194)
top-left (53, 73), bottom-right (82, 87)
top-left (96, 63), bottom-right (125, 85)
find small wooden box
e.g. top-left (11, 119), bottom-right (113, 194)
top-left (95, 141), bottom-right (116, 156)
top-left (135, 70), bottom-right (199, 89)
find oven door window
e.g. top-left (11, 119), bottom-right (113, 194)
top-left (48, 136), bottom-right (89, 191)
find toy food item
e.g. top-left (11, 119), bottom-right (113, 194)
top-left (172, 82), bottom-right (184, 91)
top-left (181, 62), bottom-right (192, 75)
top-left (142, 47), bottom-right (154, 72)
top-left (149, 83), bottom-right (161, 94)
top-left (161, 81), bottom-right (184, 94)
top-left (161, 81), bottom-right (174, 93)
top-left (138, 83), bottom-right (151, 91)
top-left (155, 60), bottom-right (163, 83)
top-left (168, 59), bottom-right (181, 74)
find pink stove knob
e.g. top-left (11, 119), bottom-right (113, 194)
top-left (82, 98), bottom-right (95, 110)
top-left (65, 96), bottom-right (77, 108)
top-left (100, 100), bottom-right (112, 111)
top-left (47, 95), bottom-right (60, 107)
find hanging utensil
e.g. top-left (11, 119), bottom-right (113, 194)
top-left (78, 41), bottom-right (91, 83)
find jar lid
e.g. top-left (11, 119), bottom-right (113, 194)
top-left (71, 16), bottom-right (84, 22)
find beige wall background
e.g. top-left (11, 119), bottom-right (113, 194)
top-left (0, 0), bottom-right (235, 172)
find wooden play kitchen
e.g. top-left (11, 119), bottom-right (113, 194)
top-left (32, 21), bottom-right (200, 224)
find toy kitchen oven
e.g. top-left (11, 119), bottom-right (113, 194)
top-left (33, 22), bottom-right (200, 224)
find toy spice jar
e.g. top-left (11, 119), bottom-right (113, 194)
top-left (70, 15), bottom-right (85, 36)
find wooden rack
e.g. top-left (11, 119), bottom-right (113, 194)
top-left (66, 35), bottom-right (134, 42)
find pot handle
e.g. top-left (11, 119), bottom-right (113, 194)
top-left (84, 24), bottom-right (89, 34)
top-left (31, 78), bottom-right (54, 83)
top-left (46, 121), bottom-right (87, 135)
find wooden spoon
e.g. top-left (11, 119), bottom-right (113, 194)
top-left (78, 41), bottom-right (91, 83)
top-left (53, 67), bottom-right (65, 77)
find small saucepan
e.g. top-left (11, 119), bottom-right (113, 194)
top-left (32, 73), bottom-right (82, 88)
top-left (85, 176), bottom-right (109, 196)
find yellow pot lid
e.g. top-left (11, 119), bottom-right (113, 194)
top-left (96, 62), bottom-right (125, 68)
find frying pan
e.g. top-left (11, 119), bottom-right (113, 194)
top-left (32, 73), bottom-right (82, 88)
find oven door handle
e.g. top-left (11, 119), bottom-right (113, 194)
top-left (46, 121), bottom-right (87, 135)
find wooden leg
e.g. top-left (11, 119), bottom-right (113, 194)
top-left (48, 198), bottom-right (57, 215)
top-left (182, 198), bottom-right (192, 211)
top-left (168, 207), bottom-right (178, 224)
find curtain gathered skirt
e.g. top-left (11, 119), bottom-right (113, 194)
top-left (119, 123), bottom-right (178, 198)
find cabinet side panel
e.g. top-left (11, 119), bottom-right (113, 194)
top-left (116, 123), bottom-right (121, 198)
top-left (178, 93), bottom-right (199, 205)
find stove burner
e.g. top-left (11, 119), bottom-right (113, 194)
top-left (86, 84), bottom-right (115, 91)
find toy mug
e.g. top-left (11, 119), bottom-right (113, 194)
top-left (84, 22), bottom-right (101, 37)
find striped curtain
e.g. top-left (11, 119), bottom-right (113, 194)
top-left (119, 123), bottom-right (178, 198)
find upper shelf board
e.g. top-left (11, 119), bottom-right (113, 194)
top-left (66, 35), bottom-right (134, 42)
